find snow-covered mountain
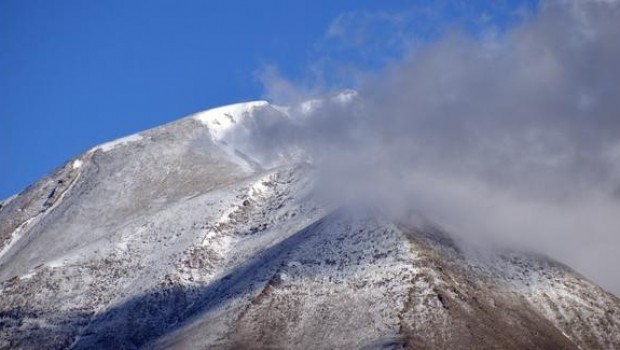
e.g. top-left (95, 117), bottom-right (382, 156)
top-left (1, 98), bottom-right (619, 349)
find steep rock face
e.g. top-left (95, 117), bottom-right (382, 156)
top-left (0, 101), bottom-right (619, 349)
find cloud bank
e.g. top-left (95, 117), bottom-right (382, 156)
top-left (258, 1), bottom-right (620, 294)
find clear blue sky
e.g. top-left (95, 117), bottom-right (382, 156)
top-left (0, 0), bottom-right (536, 198)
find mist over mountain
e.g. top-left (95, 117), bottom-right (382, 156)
top-left (1, 0), bottom-right (620, 349)
top-left (256, 0), bottom-right (620, 294)
top-left (1, 95), bottom-right (619, 349)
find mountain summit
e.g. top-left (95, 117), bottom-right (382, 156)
top-left (1, 99), bottom-right (619, 349)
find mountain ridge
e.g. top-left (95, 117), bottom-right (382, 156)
top-left (1, 98), bottom-right (619, 349)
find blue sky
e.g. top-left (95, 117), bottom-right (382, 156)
top-left (0, 0), bottom-right (536, 198)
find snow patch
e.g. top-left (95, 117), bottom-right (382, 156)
top-left (193, 101), bottom-right (270, 143)
top-left (93, 134), bottom-right (143, 153)
top-left (192, 100), bottom-right (302, 170)
top-left (44, 246), bottom-right (90, 269)
top-left (19, 271), bottom-right (36, 280)
top-left (72, 159), bottom-right (83, 169)
top-left (190, 92), bottom-right (357, 169)
top-left (200, 173), bottom-right (277, 247)
top-left (0, 218), bottom-right (34, 261)
top-left (0, 157), bottom-right (86, 262)
top-left (248, 178), bottom-right (271, 201)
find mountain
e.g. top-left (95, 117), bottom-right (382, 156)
top-left (1, 98), bottom-right (619, 349)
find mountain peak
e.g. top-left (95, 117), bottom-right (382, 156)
top-left (192, 100), bottom-right (271, 138)
top-left (0, 98), bottom-right (619, 349)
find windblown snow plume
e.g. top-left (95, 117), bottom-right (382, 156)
top-left (256, 0), bottom-right (620, 293)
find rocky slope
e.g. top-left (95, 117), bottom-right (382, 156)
top-left (1, 99), bottom-right (619, 349)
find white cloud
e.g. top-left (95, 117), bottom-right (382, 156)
top-left (257, 0), bottom-right (620, 294)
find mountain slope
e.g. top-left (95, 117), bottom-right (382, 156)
top-left (0, 100), bottom-right (619, 349)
